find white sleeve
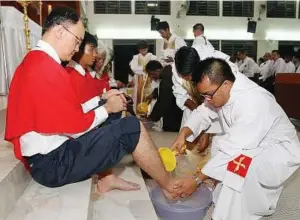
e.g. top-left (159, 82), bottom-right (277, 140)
top-left (151, 54), bottom-right (157, 60)
top-left (109, 78), bottom-right (118, 88)
top-left (192, 37), bottom-right (205, 46)
top-left (184, 103), bottom-right (219, 140)
top-left (175, 37), bottom-right (187, 50)
top-left (238, 61), bottom-right (247, 73)
top-left (202, 94), bottom-right (278, 177)
top-left (275, 59), bottom-right (286, 75)
top-left (81, 96), bottom-right (100, 113)
top-left (296, 65), bottom-right (300, 73)
top-left (259, 64), bottom-right (270, 81)
top-left (172, 64), bottom-right (189, 110)
top-left (71, 106), bottom-right (108, 138)
top-left (129, 55), bottom-right (144, 75)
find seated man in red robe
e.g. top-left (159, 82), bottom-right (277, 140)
top-left (5, 7), bottom-right (192, 199)
top-left (66, 32), bottom-right (137, 192)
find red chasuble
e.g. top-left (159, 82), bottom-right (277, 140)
top-left (66, 67), bottom-right (110, 103)
top-left (5, 51), bottom-right (95, 166)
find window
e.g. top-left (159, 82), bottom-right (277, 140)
top-left (221, 40), bottom-right (257, 61)
top-left (278, 41), bottom-right (300, 56)
top-left (187, 1), bottom-right (219, 16)
top-left (94, 1), bottom-right (131, 14)
top-left (185, 39), bottom-right (220, 50)
top-left (222, 0), bottom-right (254, 17)
top-left (135, 1), bottom-right (170, 15)
top-left (267, 1), bottom-right (296, 18)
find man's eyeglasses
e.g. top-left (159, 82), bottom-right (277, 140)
top-left (62, 25), bottom-right (82, 46)
top-left (199, 81), bottom-right (225, 100)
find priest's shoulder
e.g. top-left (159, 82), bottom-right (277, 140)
top-left (22, 50), bottom-right (61, 71)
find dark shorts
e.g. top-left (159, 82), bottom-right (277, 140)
top-left (26, 116), bottom-right (141, 187)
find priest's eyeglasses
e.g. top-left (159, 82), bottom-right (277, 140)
top-left (62, 25), bottom-right (82, 46)
top-left (199, 81), bottom-right (225, 100)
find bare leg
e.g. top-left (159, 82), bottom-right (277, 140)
top-left (97, 169), bottom-right (140, 193)
top-left (132, 122), bottom-right (178, 197)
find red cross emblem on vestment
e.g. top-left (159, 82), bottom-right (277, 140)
top-left (227, 154), bottom-right (252, 178)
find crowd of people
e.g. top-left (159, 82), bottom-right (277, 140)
top-left (4, 6), bottom-right (300, 220)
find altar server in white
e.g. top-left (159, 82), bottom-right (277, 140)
top-left (156, 21), bottom-right (186, 66)
top-left (171, 58), bottom-right (300, 220)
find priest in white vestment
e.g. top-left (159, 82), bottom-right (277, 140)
top-left (269, 50), bottom-right (286, 76)
top-left (171, 58), bottom-right (300, 220)
top-left (129, 40), bottom-right (157, 114)
top-left (156, 21), bottom-right (186, 67)
top-left (172, 45), bottom-right (238, 129)
top-left (192, 23), bottom-right (214, 50)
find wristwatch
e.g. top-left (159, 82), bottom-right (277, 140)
top-left (194, 175), bottom-right (202, 187)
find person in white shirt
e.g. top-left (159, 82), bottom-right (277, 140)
top-left (270, 50), bottom-right (286, 76)
top-left (283, 55), bottom-right (296, 73)
top-left (192, 23), bottom-right (213, 49)
top-left (259, 52), bottom-right (272, 81)
top-left (171, 57), bottom-right (300, 220)
top-left (129, 40), bottom-right (157, 115)
top-left (172, 46), bottom-right (238, 152)
top-left (237, 50), bottom-right (260, 79)
top-left (156, 21), bottom-right (186, 66)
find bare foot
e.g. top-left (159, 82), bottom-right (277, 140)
top-left (97, 173), bottom-right (140, 194)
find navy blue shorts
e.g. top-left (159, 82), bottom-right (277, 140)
top-left (26, 116), bottom-right (141, 187)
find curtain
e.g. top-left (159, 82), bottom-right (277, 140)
top-left (0, 6), bottom-right (42, 95)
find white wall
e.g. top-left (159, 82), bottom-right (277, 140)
top-left (86, 0), bottom-right (300, 58)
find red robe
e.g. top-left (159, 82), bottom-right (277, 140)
top-left (66, 67), bottom-right (110, 103)
top-left (100, 72), bottom-right (110, 83)
top-left (5, 51), bottom-right (95, 167)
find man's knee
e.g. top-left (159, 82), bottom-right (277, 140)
top-left (118, 116), bottom-right (141, 153)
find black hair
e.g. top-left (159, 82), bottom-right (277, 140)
top-left (192, 58), bottom-right (236, 85)
top-left (238, 50), bottom-right (247, 55)
top-left (258, 57), bottom-right (264, 64)
top-left (79, 32), bottom-right (98, 52)
top-left (72, 32), bottom-right (97, 63)
top-left (175, 46), bottom-right (200, 76)
top-left (42, 6), bottom-right (79, 35)
top-left (156, 21), bottom-right (169, 31)
top-left (272, 50), bottom-right (281, 56)
top-left (137, 40), bottom-right (149, 49)
top-left (145, 60), bottom-right (163, 72)
top-left (193, 23), bottom-right (204, 32)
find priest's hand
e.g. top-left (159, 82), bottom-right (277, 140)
top-left (172, 178), bottom-right (197, 198)
top-left (171, 133), bottom-right (187, 155)
top-left (104, 94), bottom-right (127, 113)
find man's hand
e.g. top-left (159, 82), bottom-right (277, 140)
top-left (145, 94), bottom-right (153, 103)
top-left (104, 94), bottom-right (127, 113)
top-left (116, 80), bottom-right (125, 88)
top-left (102, 89), bottom-right (120, 99)
top-left (171, 133), bottom-right (187, 155)
top-left (184, 99), bottom-right (198, 111)
top-left (164, 56), bottom-right (174, 63)
top-left (172, 178), bottom-right (197, 198)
